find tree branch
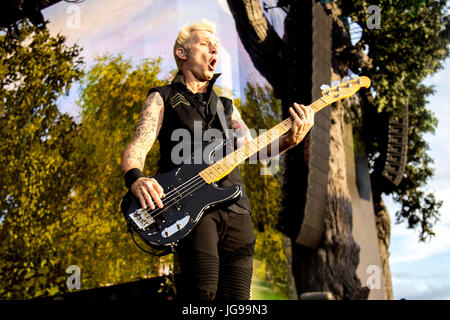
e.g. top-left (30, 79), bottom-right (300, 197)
top-left (226, 0), bottom-right (286, 93)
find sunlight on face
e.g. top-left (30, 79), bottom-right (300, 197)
top-left (184, 30), bottom-right (219, 81)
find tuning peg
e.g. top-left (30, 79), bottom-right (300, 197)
top-left (350, 74), bottom-right (359, 79)
top-left (342, 76), bottom-right (350, 83)
top-left (331, 80), bottom-right (340, 87)
top-left (320, 84), bottom-right (330, 90)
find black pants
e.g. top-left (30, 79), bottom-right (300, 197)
top-left (175, 208), bottom-right (255, 300)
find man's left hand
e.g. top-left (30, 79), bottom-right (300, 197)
top-left (286, 103), bottom-right (315, 146)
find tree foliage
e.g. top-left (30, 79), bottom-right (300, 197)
top-left (228, 0), bottom-right (449, 241)
top-left (69, 55), bottom-right (171, 289)
top-left (0, 19), bottom-right (175, 297)
top-left (336, 0), bottom-right (449, 240)
top-left (0, 20), bottom-right (84, 298)
top-left (236, 84), bottom-right (291, 297)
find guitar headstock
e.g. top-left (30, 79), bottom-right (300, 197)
top-left (320, 75), bottom-right (371, 104)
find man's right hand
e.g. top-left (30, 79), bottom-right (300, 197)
top-left (131, 177), bottom-right (165, 210)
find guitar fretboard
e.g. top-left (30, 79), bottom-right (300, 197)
top-left (198, 97), bottom-right (329, 184)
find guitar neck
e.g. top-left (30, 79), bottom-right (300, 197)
top-left (199, 97), bottom-right (329, 184)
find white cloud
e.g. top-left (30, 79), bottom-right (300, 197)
top-left (385, 170), bottom-right (450, 264)
top-left (392, 272), bottom-right (450, 300)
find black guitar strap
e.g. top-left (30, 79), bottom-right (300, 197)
top-left (216, 97), bottom-right (234, 152)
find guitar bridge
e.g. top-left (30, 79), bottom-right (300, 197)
top-left (129, 209), bottom-right (155, 230)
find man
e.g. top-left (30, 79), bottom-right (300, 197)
top-left (121, 20), bottom-right (314, 300)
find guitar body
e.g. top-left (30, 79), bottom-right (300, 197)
top-left (121, 139), bottom-right (242, 250)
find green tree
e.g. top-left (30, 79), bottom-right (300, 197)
top-left (236, 84), bottom-right (291, 297)
top-left (227, 0), bottom-right (449, 241)
top-left (67, 55), bottom-right (171, 289)
top-left (336, 0), bottom-right (449, 240)
top-left (0, 20), bottom-right (84, 299)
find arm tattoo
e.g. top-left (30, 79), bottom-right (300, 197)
top-left (230, 105), bottom-right (252, 147)
top-left (122, 92), bottom-right (164, 173)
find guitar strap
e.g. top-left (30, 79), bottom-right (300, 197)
top-left (216, 97), bottom-right (234, 153)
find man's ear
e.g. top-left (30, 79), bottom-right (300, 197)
top-left (176, 47), bottom-right (187, 61)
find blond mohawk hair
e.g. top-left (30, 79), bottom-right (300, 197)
top-left (173, 19), bottom-right (217, 69)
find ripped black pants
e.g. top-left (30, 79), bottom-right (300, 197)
top-left (175, 208), bottom-right (255, 300)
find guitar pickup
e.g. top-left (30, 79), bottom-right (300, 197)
top-left (161, 215), bottom-right (190, 238)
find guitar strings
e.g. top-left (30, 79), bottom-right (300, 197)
top-left (145, 138), bottom-right (237, 203)
top-left (146, 175), bottom-right (207, 220)
top-left (143, 144), bottom-right (267, 221)
top-left (138, 116), bottom-right (297, 221)
top-left (143, 174), bottom-right (202, 210)
top-left (145, 155), bottom-right (249, 219)
top-left (138, 118), bottom-right (295, 221)
top-left (140, 139), bottom-right (241, 216)
top-left (144, 149), bottom-right (250, 218)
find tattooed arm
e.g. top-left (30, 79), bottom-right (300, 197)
top-left (229, 105), bottom-right (253, 149)
top-left (121, 91), bottom-right (165, 210)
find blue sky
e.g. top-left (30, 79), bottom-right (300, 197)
top-left (42, 0), bottom-right (450, 300)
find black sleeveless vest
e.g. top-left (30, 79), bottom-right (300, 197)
top-left (147, 72), bottom-right (251, 215)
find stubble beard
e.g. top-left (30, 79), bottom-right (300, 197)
top-left (191, 64), bottom-right (213, 81)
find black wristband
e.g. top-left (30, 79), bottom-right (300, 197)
top-left (124, 168), bottom-right (145, 189)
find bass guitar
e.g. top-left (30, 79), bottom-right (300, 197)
top-left (121, 75), bottom-right (371, 254)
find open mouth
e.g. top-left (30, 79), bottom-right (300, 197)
top-left (209, 58), bottom-right (217, 70)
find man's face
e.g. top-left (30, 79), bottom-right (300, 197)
top-left (183, 30), bottom-right (219, 81)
